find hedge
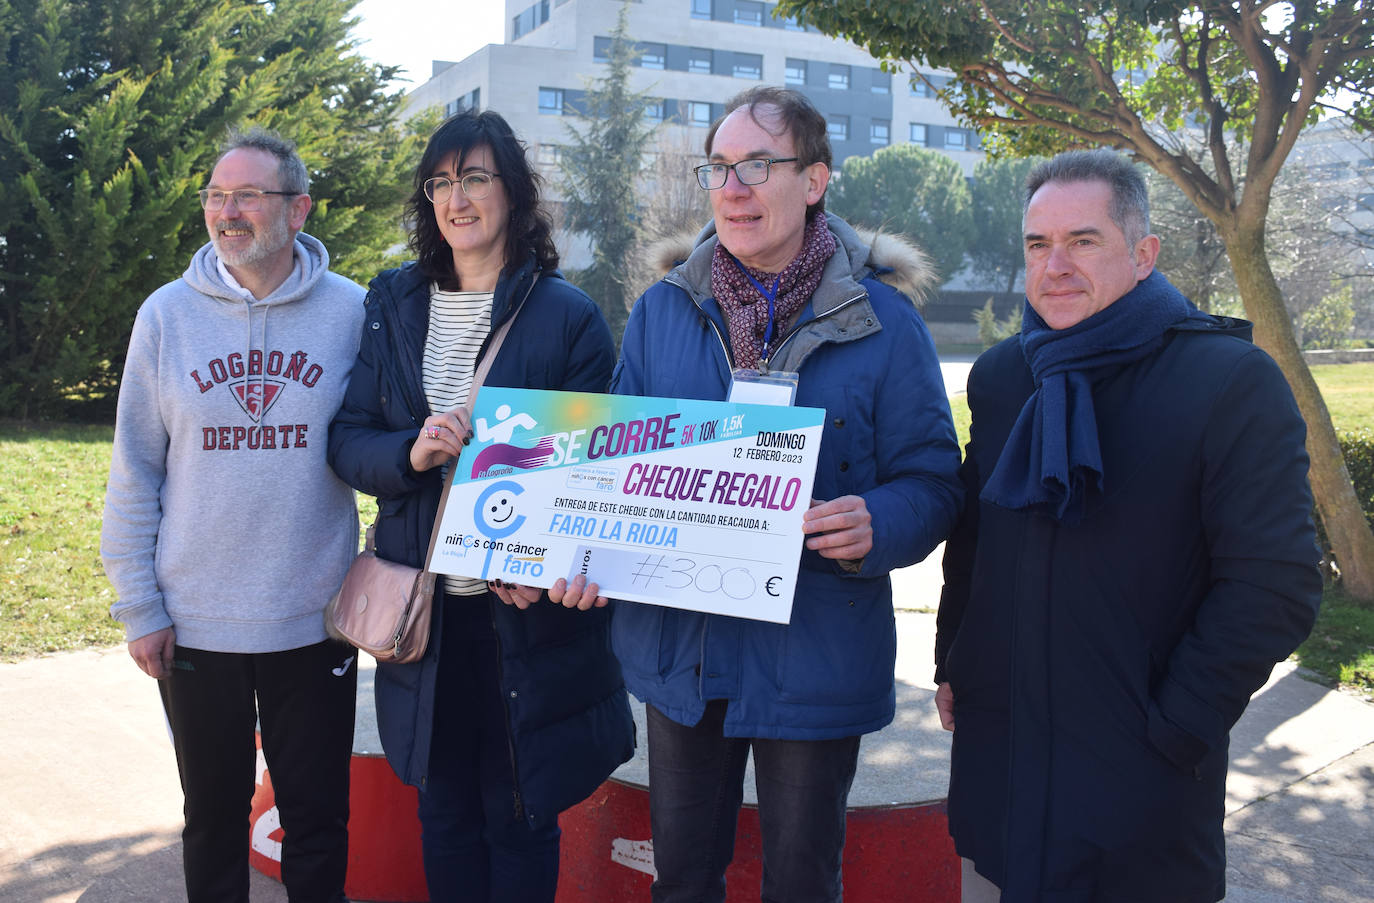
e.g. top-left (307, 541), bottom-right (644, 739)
top-left (1341, 429), bottom-right (1374, 533)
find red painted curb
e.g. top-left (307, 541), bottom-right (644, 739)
top-left (250, 736), bottom-right (428, 902)
top-left (250, 737), bottom-right (958, 902)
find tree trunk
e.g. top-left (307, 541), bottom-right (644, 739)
top-left (1223, 228), bottom-right (1374, 606)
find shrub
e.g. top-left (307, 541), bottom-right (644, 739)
top-left (1317, 429), bottom-right (1374, 569)
top-left (1341, 428), bottom-right (1374, 532)
top-left (1303, 284), bottom-right (1356, 350)
top-left (973, 298), bottom-right (1021, 348)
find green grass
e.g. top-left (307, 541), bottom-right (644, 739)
top-left (1294, 587), bottom-right (1374, 701)
top-left (1309, 362), bottom-right (1374, 433)
top-left (0, 420), bottom-right (379, 661)
top-left (0, 421), bottom-right (123, 657)
top-left (949, 393), bottom-right (971, 452)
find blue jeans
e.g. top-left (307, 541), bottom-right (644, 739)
top-left (417, 596), bottom-right (560, 903)
top-left (646, 700), bottom-right (861, 903)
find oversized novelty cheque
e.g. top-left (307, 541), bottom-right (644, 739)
top-left (428, 387), bottom-right (824, 623)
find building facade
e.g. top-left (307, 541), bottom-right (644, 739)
top-left (403, 0), bottom-right (983, 174)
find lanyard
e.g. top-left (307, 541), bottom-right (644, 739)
top-left (730, 256), bottom-right (783, 355)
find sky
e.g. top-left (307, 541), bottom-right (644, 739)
top-left (350, 0), bottom-right (506, 92)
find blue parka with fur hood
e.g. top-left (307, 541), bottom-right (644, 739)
top-left (327, 256), bottom-right (635, 825)
top-left (610, 214), bottom-right (963, 739)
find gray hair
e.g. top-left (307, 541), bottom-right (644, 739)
top-left (1024, 149), bottom-right (1149, 245)
top-left (219, 127), bottom-right (310, 195)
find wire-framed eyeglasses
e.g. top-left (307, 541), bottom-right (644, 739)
top-left (693, 157), bottom-right (799, 190)
top-left (423, 172), bottom-right (502, 204)
top-left (198, 189), bottom-right (298, 212)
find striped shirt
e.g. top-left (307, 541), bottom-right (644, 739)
top-left (422, 285), bottom-right (493, 596)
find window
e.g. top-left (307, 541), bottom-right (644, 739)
top-left (644, 99), bottom-right (667, 123)
top-left (688, 47), bottom-right (713, 74)
top-left (593, 37), bottom-right (611, 63)
top-left (734, 0), bottom-right (763, 25)
top-left (538, 87), bottom-right (564, 115)
top-left (444, 88), bottom-right (480, 117)
top-left (688, 101), bottom-right (713, 126)
top-left (640, 42), bottom-right (666, 69)
top-left (785, 58), bottom-right (806, 85)
top-left (535, 144), bottom-right (562, 166)
top-left (909, 76), bottom-right (932, 98)
top-left (945, 129), bottom-right (968, 150)
top-left (828, 64), bottom-right (850, 91)
top-left (782, 15), bottom-right (804, 30)
top-left (827, 114), bottom-right (848, 142)
top-left (909, 123), bottom-right (928, 146)
top-left (870, 119), bottom-right (890, 145)
top-left (691, 0), bottom-right (712, 19)
top-left (870, 70), bottom-right (890, 94)
top-left (511, 0), bottom-right (548, 40)
top-left (733, 53), bottom-right (762, 79)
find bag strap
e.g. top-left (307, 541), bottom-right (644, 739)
top-left (421, 276), bottom-right (535, 574)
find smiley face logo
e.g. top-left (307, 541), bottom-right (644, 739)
top-left (472, 480), bottom-right (526, 539)
top-left (485, 490), bottom-right (518, 527)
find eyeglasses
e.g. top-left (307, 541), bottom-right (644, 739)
top-left (693, 157), bottom-right (799, 190)
top-left (423, 172), bottom-right (502, 204)
top-left (198, 189), bottom-right (298, 212)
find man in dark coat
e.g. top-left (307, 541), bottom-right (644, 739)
top-left (934, 149), bottom-right (1322, 903)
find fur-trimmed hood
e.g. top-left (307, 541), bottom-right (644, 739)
top-left (644, 213), bottom-right (935, 307)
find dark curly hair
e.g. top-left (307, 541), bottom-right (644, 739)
top-left (407, 110), bottom-right (558, 290)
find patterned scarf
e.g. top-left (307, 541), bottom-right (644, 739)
top-left (710, 212), bottom-right (836, 370)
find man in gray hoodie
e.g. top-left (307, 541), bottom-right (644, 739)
top-left (101, 129), bottom-right (364, 903)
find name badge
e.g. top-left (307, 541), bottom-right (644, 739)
top-left (727, 368), bottom-right (799, 407)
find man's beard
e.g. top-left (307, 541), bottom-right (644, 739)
top-left (210, 212), bottom-right (291, 268)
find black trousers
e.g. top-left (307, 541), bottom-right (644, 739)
top-left (158, 639), bottom-right (357, 903)
top-left (646, 700), bottom-right (862, 903)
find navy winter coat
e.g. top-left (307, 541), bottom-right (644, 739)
top-left (327, 257), bottom-right (635, 824)
top-left (610, 215), bottom-right (963, 739)
top-left (936, 318), bottom-right (1322, 902)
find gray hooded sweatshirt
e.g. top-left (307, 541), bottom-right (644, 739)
top-left (101, 233), bottom-right (365, 653)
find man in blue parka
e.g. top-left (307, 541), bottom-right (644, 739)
top-left (555, 86), bottom-right (963, 902)
top-left (935, 149), bottom-right (1322, 902)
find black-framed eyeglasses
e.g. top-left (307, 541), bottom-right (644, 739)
top-left (693, 157), bottom-right (799, 190)
top-left (198, 189), bottom-right (298, 212)
top-left (423, 172), bottom-right (502, 204)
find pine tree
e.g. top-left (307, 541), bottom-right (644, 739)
top-left (0, 0), bottom-right (420, 419)
top-left (558, 0), bottom-right (657, 343)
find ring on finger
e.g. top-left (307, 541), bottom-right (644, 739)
top-left (425, 425), bottom-right (442, 439)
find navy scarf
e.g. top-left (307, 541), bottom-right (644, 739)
top-left (981, 271), bottom-right (1209, 523)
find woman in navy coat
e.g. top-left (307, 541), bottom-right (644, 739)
top-left (328, 110), bottom-right (633, 902)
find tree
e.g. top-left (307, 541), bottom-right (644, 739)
top-left (779, 0), bottom-right (1374, 603)
top-left (627, 127), bottom-right (714, 300)
top-left (970, 155), bottom-right (1042, 293)
top-left (828, 142), bottom-right (973, 284)
top-left (558, 0), bottom-right (657, 343)
top-left (0, 0), bottom-right (418, 420)
top-left (1146, 169), bottom-right (1237, 314)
